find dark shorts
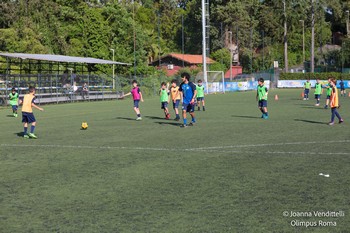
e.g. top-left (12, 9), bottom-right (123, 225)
top-left (340, 88), bottom-right (345, 91)
top-left (258, 100), bottom-right (267, 108)
top-left (161, 102), bottom-right (168, 109)
top-left (327, 95), bottom-right (331, 100)
top-left (197, 97), bottom-right (204, 101)
top-left (173, 100), bottom-right (180, 109)
top-left (133, 100), bottom-right (140, 108)
top-left (182, 103), bottom-right (195, 113)
top-left (304, 89), bottom-right (310, 94)
top-left (22, 112), bottom-right (36, 123)
top-left (11, 105), bottom-right (18, 111)
top-left (315, 94), bottom-right (321, 99)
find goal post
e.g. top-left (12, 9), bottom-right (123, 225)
top-left (195, 71), bottom-right (225, 94)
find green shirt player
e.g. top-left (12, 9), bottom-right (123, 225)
top-left (8, 87), bottom-right (19, 117)
top-left (196, 80), bottom-right (205, 111)
top-left (324, 79), bottom-right (332, 109)
top-left (256, 78), bottom-right (269, 119)
top-left (160, 82), bottom-right (170, 119)
top-left (303, 79), bottom-right (311, 100)
top-left (314, 79), bottom-right (323, 106)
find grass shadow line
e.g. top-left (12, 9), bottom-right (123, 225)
top-left (145, 116), bottom-right (166, 120)
top-left (15, 132), bottom-right (24, 137)
top-left (232, 115), bottom-right (261, 119)
top-left (116, 117), bottom-right (136, 121)
top-left (154, 121), bottom-right (182, 127)
top-left (294, 119), bottom-right (327, 125)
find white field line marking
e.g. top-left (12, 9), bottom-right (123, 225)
top-left (1, 140), bottom-right (349, 153)
top-left (190, 140), bottom-right (350, 151)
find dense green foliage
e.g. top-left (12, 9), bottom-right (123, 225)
top-left (1, 90), bottom-right (350, 232)
top-left (1, 0), bottom-right (350, 75)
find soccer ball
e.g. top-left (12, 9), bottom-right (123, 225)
top-left (81, 122), bottom-right (88, 130)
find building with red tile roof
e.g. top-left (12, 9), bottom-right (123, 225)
top-left (150, 53), bottom-right (215, 77)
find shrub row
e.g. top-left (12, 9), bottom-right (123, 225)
top-left (279, 73), bottom-right (350, 80)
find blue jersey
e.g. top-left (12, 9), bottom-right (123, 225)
top-left (179, 82), bottom-right (196, 104)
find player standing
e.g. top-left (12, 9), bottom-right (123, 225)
top-left (179, 72), bottom-right (197, 127)
top-left (169, 79), bottom-right (181, 121)
top-left (303, 79), bottom-right (311, 100)
top-left (8, 87), bottom-right (19, 117)
top-left (328, 78), bottom-right (344, 125)
top-left (339, 79), bottom-right (345, 97)
top-left (160, 82), bottom-right (170, 119)
top-left (256, 78), bottom-right (269, 119)
top-left (122, 80), bottom-right (144, 121)
top-left (19, 86), bottom-right (44, 139)
top-left (314, 79), bottom-right (322, 106)
top-left (196, 80), bottom-right (205, 111)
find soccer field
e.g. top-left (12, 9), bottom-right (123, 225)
top-left (1, 89), bottom-right (350, 233)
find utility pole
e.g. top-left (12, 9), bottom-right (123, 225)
top-left (283, 0), bottom-right (288, 73)
top-left (229, 31), bottom-right (232, 79)
top-left (346, 10), bottom-right (349, 38)
top-left (110, 49), bottom-right (115, 89)
top-left (311, 0), bottom-right (315, 73)
top-left (299, 20), bottom-right (305, 63)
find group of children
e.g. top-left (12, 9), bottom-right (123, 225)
top-left (122, 72), bottom-right (205, 127)
top-left (6, 74), bottom-right (346, 139)
top-left (303, 77), bottom-right (344, 124)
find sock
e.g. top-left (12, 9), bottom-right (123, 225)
top-left (260, 109), bottom-right (264, 114)
top-left (137, 114), bottom-right (141, 117)
top-left (30, 125), bottom-right (35, 134)
top-left (203, 106), bottom-right (205, 110)
top-left (317, 100), bottom-right (320, 104)
top-left (265, 112), bottom-right (268, 116)
top-left (192, 117), bottom-right (196, 123)
top-left (183, 118), bottom-right (187, 125)
top-left (176, 114), bottom-right (179, 118)
top-left (24, 127), bottom-right (28, 134)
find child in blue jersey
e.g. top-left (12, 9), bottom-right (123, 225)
top-left (179, 72), bottom-right (197, 127)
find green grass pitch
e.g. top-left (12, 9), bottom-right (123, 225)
top-left (1, 89), bottom-right (350, 232)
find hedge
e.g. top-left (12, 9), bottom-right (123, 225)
top-left (279, 73), bottom-right (350, 80)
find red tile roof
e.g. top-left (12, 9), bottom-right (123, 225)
top-left (168, 53), bottom-right (215, 64)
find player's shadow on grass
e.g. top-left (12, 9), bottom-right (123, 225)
top-left (7, 115), bottom-right (15, 117)
top-left (145, 116), bottom-right (165, 120)
top-left (300, 106), bottom-right (325, 110)
top-left (232, 115), bottom-right (261, 119)
top-left (15, 132), bottom-right (25, 137)
top-left (294, 119), bottom-right (327, 125)
top-left (155, 121), bottom-right (182, 127)
top-left (116, 117), bottom-right (136, 121)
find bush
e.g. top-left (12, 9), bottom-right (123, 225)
top-left (279, 73), bottom-right (350, 80)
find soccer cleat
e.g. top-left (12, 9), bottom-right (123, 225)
top-left (328, 122), bottom-right (334, 126)
top-left (136, 117), bottom-right (142, 121)
top-left (23, 134), bottom-right (29, 139)
top-left (14, 113), bottom-right (18, 117)
top-left (174, 117), bottom-right (180, 121)
top-left (339, 119), bottom-right (344, 124)
top-left (315, 103), bottom-right (320, 106)
top-left (197, 107), bottom-right (200, 111)
top-left (203, 107), bottom-right (205, 111)
top-left (180, 124), bottom-right (188, 128)
top-left (165, 113), bottom-right (171, 120)
top-left (324, 105), bottom-right (328, 109)
top-left (189, 122), bottom-right (195, 126)
top-left (28, 133), bottom-right (38, 139)
top-left (303, 98), bottom-right (306, 100)
top-left (261, 114), bottom-right (265, 118)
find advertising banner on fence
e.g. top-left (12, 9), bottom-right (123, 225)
top-left (206, 81), bottom-right (271, 93)
top-left (278, 80), bottom-right (350, 88)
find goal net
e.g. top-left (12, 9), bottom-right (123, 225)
top-left (195, 71), bottom-right (225, 94)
